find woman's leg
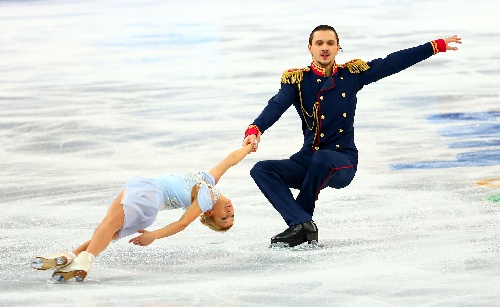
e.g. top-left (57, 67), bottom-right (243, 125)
top-left (82, 191), bottom-right (125, 257)
top-left (49, 192), bottom-right (125, 281)
top-left (73, 240), bottom-right (90, 256)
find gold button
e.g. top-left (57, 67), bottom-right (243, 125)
top-left (317, 79), bottom-right (321, 83)
top-left (336, 145), bottom-right (340, 148)
top-left (340, 76), bottom-right (344, 79)
top-left (321, 115), bottom-right (325, 119)
top-left (343, 113), bottom-right (347, 117)
top-left (342, 93), bottom-right (346, 97)
top-left (320, 96), bottom-right (324, 100)
top-left (339, 129), bottom-right (343, 133)
top-left (320, 133), bottom-right (324, 137)
top-left (314, 146), bottom-right (319, 150)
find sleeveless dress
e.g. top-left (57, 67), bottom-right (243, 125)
top-left (113, 171), bottom-right (218, 240)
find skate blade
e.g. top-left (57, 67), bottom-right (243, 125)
top-left (31, 256), bottom-right (68, 270)
top-left (295, 240), bottom-right (324, 250)
top-left (269, 242), bottom-right (290, 249)
top-left (48, 275), bottom-right (66, 283)
top-left (52, 270), bottom-right (87, 282)
top-left (270, 238), bottom-right (306, 249)
top-left (269, 240), bottom-right (323, 250)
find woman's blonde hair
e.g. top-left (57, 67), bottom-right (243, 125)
top-left (191, 183), bottom-right (232, 232)
top-left (199, 214), bottom-right (232, 232)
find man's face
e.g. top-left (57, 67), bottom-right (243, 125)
top-left (308, 30), bottom-right (340, 67)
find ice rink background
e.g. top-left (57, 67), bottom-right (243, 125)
top-left (1, 0), bottom-right (499, 306)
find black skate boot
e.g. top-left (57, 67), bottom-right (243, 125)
top-left (302, 221), bottom-right (319, 245)
top-left (270, 221), bottom-right (318, 248)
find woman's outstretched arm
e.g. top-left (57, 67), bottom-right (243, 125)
top-left (209, 143), bottom-right (254, 184)
top-left (128, 200), bottom-right (202, 246)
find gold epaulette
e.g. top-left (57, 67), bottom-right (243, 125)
top-left (338, 59), bottom-right (370, 73)
top-left (281, 67), bottom-right (310, 84)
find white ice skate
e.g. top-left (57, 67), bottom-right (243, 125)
top-left (52, 251), bottom-right (94, 282)
top-left (31, 252), bottom-right (76, 270)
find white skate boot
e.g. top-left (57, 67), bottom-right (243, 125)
top-left (31, 252), bottom-right (76, 270)
top-left (52, 251), bottom-right (94, 282)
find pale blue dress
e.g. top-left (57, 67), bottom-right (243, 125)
top-left (113, 171), bottom-right (219, 240)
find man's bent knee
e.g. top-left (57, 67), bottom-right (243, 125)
top-left (250, 160), bottom-right (268, 179)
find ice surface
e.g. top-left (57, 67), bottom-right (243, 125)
top-left (1, 0), bottom-right (499, 306)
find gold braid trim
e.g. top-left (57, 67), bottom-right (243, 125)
top-left (280, 67), bottom-right (318, 140)
top-left (430, 40), bottom-right (439, 55)
top-left (281, 67), bottom-right (310, 84)
top-left (299, 81), bottom-right (319, 139)
top-left (338, 59), bottom-right (370, 73)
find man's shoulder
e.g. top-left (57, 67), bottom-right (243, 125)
top-left (337, 59), bottom-right (370, 73)
top-left (280, 66), bottom-right (310, 84)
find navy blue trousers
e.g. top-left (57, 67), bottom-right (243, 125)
top-left (250, 150), bottom-right (356, 226)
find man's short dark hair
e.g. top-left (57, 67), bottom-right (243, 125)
top-left (309, 25), bottom-right (339, 45)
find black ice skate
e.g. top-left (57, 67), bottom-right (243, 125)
top-left (270, 221), bottom-right (318, 248)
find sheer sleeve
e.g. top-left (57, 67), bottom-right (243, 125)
top-left (196, 172), bottom-right (220, 213)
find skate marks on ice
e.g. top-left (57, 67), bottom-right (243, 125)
top-left (392, 110), bottom-right (500, 170)
top-left (45, 267), bottom-right (132, 284)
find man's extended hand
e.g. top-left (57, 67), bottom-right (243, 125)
top-left (444, 35), bottom-right (462, 51)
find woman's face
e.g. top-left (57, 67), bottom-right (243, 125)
top-left (205, 194), bottom-right (234, 228)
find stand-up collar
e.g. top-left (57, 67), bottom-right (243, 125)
top-left (310, 61), bottom-right (338, 77)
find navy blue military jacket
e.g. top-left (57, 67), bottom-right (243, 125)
top-left (251, 40), bottom-right (443, 167)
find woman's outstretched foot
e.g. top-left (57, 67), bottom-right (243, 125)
top-left (31, 252), bottom-right (76, 270)
top-left (52, 251), bottom-right (94, 282)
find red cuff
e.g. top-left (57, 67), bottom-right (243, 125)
top-left (431, 39), bottom-right (446, 54)
top-left (244, 124), bottom-right (261, 138)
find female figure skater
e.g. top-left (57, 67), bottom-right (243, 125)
top-left (31, 143), bottom-right (254, 282)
